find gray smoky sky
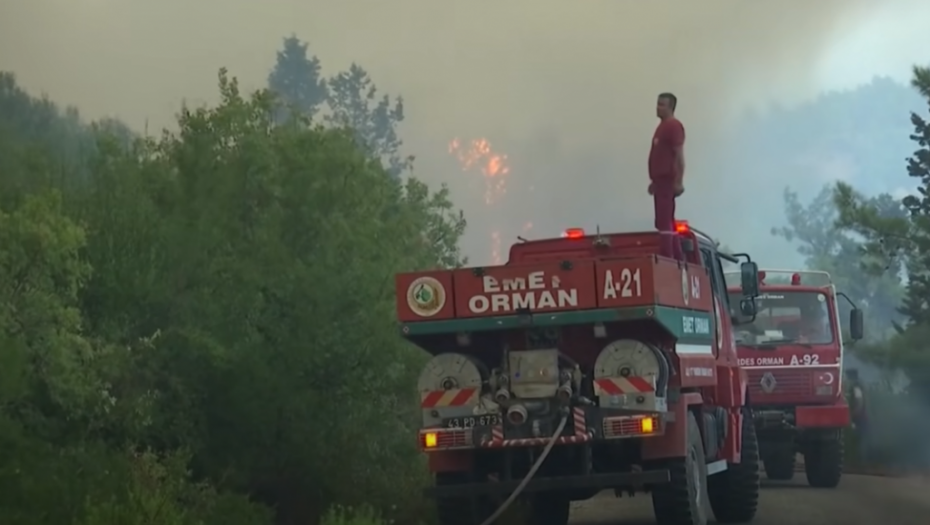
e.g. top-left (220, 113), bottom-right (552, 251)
top-left (1, 0), bottom-right (927, 264)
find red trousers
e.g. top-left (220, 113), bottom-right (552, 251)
top-left (652, 180), bottom-right (682, 260)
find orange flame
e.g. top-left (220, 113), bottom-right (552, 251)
top-left (448, 138), bottom-right (510, 206)
top-left (449, 137), bottom-right (513, 264)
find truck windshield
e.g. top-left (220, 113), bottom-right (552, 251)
top-left (726, 291), bottom-right (834, 346)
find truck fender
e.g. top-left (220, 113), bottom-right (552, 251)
top-left (642, 391), bottom-right (704, 461)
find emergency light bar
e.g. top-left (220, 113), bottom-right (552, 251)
top-left (726, 268), bottom-right (832, 287)
top-left (759, 271), bottom-right (801, 285)
top-left (562, 221), bottom-right (693, 240)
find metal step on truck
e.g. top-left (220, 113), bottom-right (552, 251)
top-left (723, 269), bottom-right (864, 488)
top-left (396, 222), bottom-right (764, 525)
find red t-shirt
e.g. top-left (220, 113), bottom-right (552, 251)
top-left (648, 118), bottom-right (685, 181)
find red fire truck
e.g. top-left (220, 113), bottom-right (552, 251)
top-left (398, 222), bottom-right (763, 525)
top-left (724, 269), bottom-right (863, 488)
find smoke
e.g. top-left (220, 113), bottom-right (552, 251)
top-left (0, 0), bottom-right (923, 262)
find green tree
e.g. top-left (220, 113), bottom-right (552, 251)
top-left (0, 72), bottom-right (276, 525)
top-left (326, 64), bottom-right (410, 178)
top-left (834, 65), bottom-right (930, 397)
top-left (267, 36), bottom-right (328, 122)
top-left (265, 39), bottom-right (412, 179)
top-left (773, 184), bottom-right (905, 341)
top-left (0, 64), bottom-right (466, 525)
top-left (73, 69), bottom-right (463, 523)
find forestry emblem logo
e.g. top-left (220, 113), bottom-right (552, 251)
top-left (407, 277), bottom-right (446, 317)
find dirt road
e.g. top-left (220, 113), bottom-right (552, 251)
top-left (570, 474), bottom-right (929, 524)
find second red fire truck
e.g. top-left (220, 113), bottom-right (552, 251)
top-left (724, 269), bottom-right (864, 488)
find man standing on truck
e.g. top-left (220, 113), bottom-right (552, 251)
top-left (648, 92), bottom-right (686, 260)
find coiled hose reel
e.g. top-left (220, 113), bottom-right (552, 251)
top-left (593, 338), bottom-right (671, 398)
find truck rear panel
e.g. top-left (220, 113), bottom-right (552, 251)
top-left (398, 256), bottom-right (713, 326)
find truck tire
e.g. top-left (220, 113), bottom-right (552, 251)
top-left (652, 411), bottom-right (710, 525)
top-left (804, 431), bottom-right (843, 488)
top-left (434, 472), bottom-right (494, 525)
top-left (528, 493), bottom-right (571, 525)
top-left (762, 448), bottom-right (795, 480)
top-left (709, 410), bottom-right (760, 523)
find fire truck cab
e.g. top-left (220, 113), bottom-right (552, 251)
top-left (724, 269), bottom-right (864, 488)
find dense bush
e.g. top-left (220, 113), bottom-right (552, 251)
top-left (0, 68), bottom-right (464, 525)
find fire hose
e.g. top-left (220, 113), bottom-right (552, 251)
top-left (477, 413), bottom-right (569, 525)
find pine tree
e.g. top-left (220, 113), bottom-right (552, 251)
top-left (267, 36), bottom-right (328, 122)
top-left (833, 65), bottom-right (930, 398)
top-left (326, 64), bottom-right (409, 178)
top-left (897, 66), bottom-right (930, 326)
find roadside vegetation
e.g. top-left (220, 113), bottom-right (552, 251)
top-left (0, 37), bottom-right (465, 525)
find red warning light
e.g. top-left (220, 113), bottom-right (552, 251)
top-left (674, 220), bottom-right (690, 234)
top-left (563, 228), bottom-right (585, 239)
top-left (791, 273), bottom-right (801, 286)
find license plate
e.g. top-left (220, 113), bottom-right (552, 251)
top-left (443, 415), bottom-right (502, 429)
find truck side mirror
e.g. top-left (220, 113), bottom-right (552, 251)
top-left (740, 261), bottom-right (759, 297)
top-left (849, 308), bottom-right (864, 341)
top-left (739, 298), bottom-right (757, 317)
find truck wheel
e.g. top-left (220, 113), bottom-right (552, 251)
top-left (528, 493), bottom-right (571, 525)
top-left (762, 448), bottom-right (795, 480)
top-left (804, 431), bottom-right (843, 488)
top-left (652, 411), bottom-right (710, 525)
top-left (435, 472), bottom-right (494, 525)
top-left (709, 410), bottom-right (760, 523)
